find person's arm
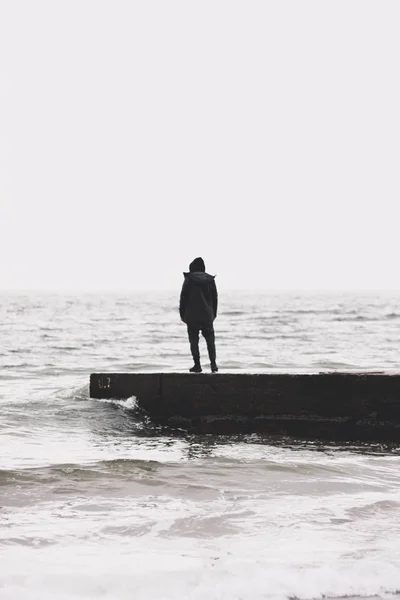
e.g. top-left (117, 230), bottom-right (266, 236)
top-left (212, 279), bottom-right (218, 319)
top-left (179, 278), bottom-right (190, 321)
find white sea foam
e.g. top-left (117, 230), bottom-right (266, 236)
top-left (1, 542), bottom-right (400, 600)
top-left (96, 395), bottom-right (138, 410)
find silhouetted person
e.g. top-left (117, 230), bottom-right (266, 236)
top-left (179, 257), bottom-right (218, 373)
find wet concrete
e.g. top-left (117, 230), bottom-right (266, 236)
top-left (89, 372), bottom-right (400, 440)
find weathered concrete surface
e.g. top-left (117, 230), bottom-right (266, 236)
top-left (89, 373), bottom-right (400, 440)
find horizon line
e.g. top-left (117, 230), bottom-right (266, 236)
top-left (1, 287), bottom-right (400, 295)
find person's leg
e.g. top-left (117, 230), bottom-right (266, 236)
top-left (202, 327), bottom-right (218, 372)
top-left (187, 326), bottom-right (202, 372)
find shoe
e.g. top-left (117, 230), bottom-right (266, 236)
top-left (189, 364), bottom-right (202, 373)
top-left (211, 363), bottom-right (218, 373)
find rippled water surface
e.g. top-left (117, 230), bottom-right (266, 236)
top-left (1, 291), bottom-right (400, 600)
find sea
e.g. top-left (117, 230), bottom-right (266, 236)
top-left (1, 291), bottom-right (400, 600)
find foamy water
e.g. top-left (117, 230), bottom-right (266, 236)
top-left (1, 291), bottom-right (400, 599)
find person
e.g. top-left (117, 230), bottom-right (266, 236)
top-left (179, 257), bottom-right (218, 373)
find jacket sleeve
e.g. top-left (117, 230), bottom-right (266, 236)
top-left (179, 278), bottom-right (190, 321)
top-left (212, 279), bottom-right (218, 319)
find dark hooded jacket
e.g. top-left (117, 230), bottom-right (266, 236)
top-left (179, 257), bottom-right (218, 328)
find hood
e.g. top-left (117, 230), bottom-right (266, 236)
top-left (183, 272), bottom-right (215, 285)
top-left (189, 257), bottom-right (205, 273)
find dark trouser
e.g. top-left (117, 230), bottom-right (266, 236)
top-left (187, 325), bottom-right (216, 365)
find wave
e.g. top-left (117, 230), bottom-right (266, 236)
top-left (95, 396), bottom-right (138, 410)
top-left (56, 384), bottom-right (89, 402)
top-left (332, 315), bottom-right (377, 322)
top-left (0, 457), bottom-right (163, 484)
top-left (386, 312), bottom-right (400, 319)
top-left (0, 363), bottom-right (33, 369)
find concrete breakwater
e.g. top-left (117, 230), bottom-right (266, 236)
top-left (89, 372), bottom-right (400, 441)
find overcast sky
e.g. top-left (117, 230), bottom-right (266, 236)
top-left (1, 1), bottom-right (399, 292)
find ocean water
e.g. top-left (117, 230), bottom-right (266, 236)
top-left (1, 291), bottom-right (400, 600)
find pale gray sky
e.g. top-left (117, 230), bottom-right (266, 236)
top-left (1, 1), bottom-right (399, 291)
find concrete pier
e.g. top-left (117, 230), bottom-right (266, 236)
top-left (89, 372), bottom-right (400, 441)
